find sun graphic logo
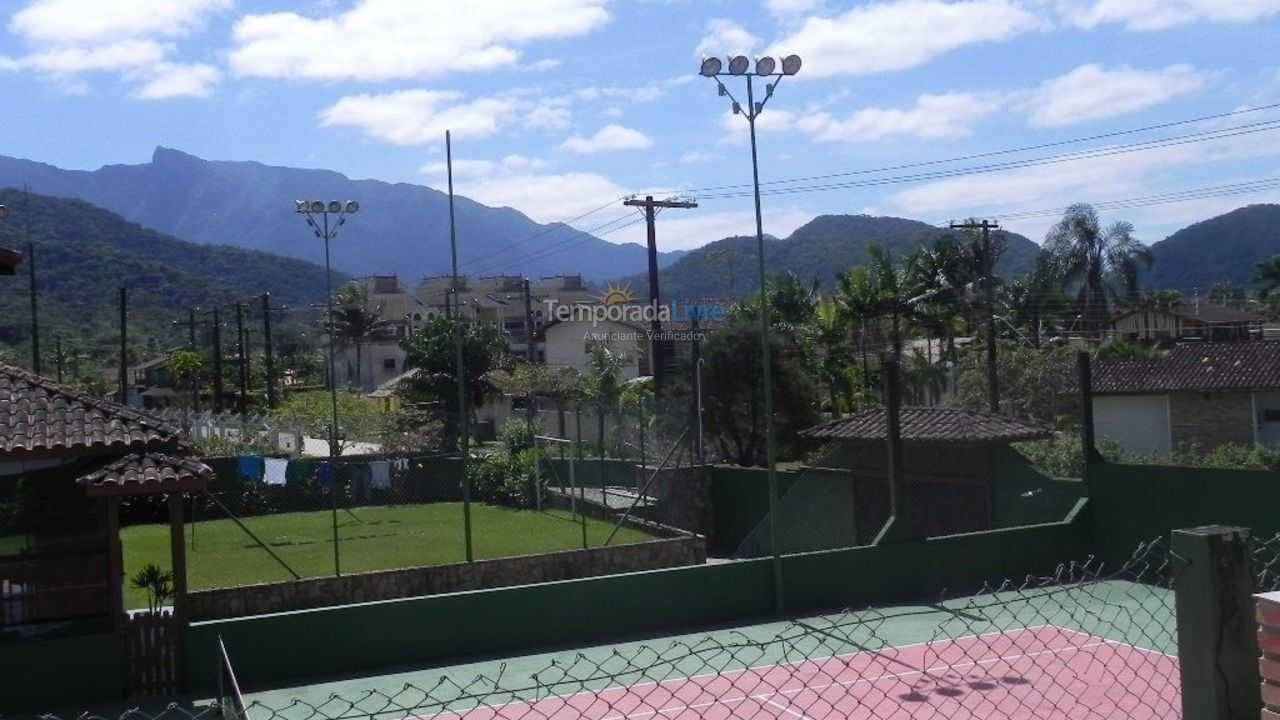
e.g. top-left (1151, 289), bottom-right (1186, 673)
top-left (593, 281), bottom-right (635, 305)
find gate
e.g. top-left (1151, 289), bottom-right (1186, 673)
top-left (125, 610), bottom-right (181, 697)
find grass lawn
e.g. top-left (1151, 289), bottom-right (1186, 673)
top-left (120, 502), bottom-right (656, 609)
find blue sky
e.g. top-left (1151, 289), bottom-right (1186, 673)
top-left (2, 0), bottom-right (1280, 258)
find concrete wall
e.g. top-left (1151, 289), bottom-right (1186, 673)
top-left (0, 630), bottom-right (123, 714)
top-left (1170, 391), bottom-right (1254, 449)
top-left (1094, 394), bottom-right (1171, 454)
top-left (544, 319), bottom-right (646, 377)
top-left (186, 535), bottom-right (705, 621)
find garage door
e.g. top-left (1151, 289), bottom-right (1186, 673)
top-left (1093, 394), bottom-right (1170, 454)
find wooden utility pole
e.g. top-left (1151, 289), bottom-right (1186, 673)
top-left (262, 293), bottom-right (277, 409)
top-left (211, 307), bottom-right (224, 413)
top-left (235, 302), bottom-right (248, 414)
top-left (523, 277), bottom-right (536, 362)
top-left (118, 287), bottom-right (128, 405)
top-left (622, 195), bottom-right (697, 389)
top-left (173, 308), bottom-right (201, 411)
top-left (951, 219), bottom-right (1001, 413)
top-left (24, 188), bottom-right (39, 375)
top-left (54, 336), bottom-right (63, 383)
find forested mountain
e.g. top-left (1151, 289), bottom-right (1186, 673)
top-left (0, 189), bottom-right (346, 359)
top-left (0, 147), bottom-right (682, 280)
top-left (632, 214), bottom-right (1043, 299)
top-left (1145, 204), bottom-right (1280, 291)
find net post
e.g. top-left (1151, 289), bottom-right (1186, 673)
top-left (1172, 525), bottom-right (1259, 720)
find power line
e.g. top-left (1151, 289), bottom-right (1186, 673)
top-left (466, 213), bottom-right (645, 276)
top-left (458, 196), bottom-right (626, 270)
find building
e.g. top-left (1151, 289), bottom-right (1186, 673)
top-left (797, 407), bottom-right (1056, 544)
top-left (1091, 341), bottom-right (1280, 453)
top-left (0, 245), bottom-right (20, 275)
top-left (1106, 303), bottom-right (1262, 342)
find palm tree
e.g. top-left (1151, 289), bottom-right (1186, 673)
top-left (1004, 251), bottom-right (1066, 347)
top-left (836, 246), bottom-right (911, 362)
top-left (331, 285), bottom-right (393, 389)
top-left (1044, 204), bottom-right (1152, 337)
top-left (1254, 255), bottom-right (1280, 297)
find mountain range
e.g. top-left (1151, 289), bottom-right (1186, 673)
top-left (0, 188), bottom-right (344, 356)
top-left (634, 214), bottom-right (1043, 299)
top-left (1145, 204), bottom-right (1280, 292)
top-left (0, 147), bottom-right (682, 281)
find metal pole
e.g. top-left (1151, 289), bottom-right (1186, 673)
top-left (28, 242), bottom-right (40, 374)
top-left (262, 293), bottom-right (277, 409)
top-left (575, 407), bottom-right (587, 549)
top-left (447, 130), bottom-right (473, 563)
top-left (747, 75), bottom-right (784, 613)
top-left (119, 287), bottom-right (128, 405)
top-left (235, 302), bottom-right (248, 414)
top-left (696, 357), bottom-right (705, 464)
top-left (523, 277), bottom-right (536, 362)
top-left (983, 222), bottom-right (999, 413)
top-left (322, 213), bottom-right (342, 577)
top-left (211, 308), bottom-right (224, 413)
top-left (188, 308), bottom-right (199, 412)
top-left (54, 336), bottom-right (63, 383)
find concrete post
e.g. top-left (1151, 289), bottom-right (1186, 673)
top-left (1173, 525), bottom-right (1259, 720)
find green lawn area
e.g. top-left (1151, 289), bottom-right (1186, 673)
top-left (121, 502), bottom-right (656, 609)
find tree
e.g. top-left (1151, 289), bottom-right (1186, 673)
top-left (1044, 204), bottom-right (1152, 337)
top-left (1003, 250), bottom-right (1069, 347)
top-left (1207, 280), bottom-right (1246, 308)
top-left (487, 360), bottom-right (583, 446)
top-left (836, 246), bottom-right (912, 362)
top-left (700, 316), bottom-right (821, 466)
top-left (399, 314), bottom-right (511, 449)
top-left (271, 389), bottom-right (391, 455)
top-left (330, 284), bottom-right (393, 389)
top-left (1255, 254), bottom-right (1280, 297)
top-left (951, 342), bottom-right (1079, 429)
top-left (164, 348), bottom-right (203, 410)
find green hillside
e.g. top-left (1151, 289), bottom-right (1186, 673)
top-left (1145, 204), bottom-right (1280, 291)
top-left (0, 188), bottom-right (348, 363)
top-left (635, 214), bottom-right (1042, 299)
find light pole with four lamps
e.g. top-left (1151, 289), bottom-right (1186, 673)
top-left (699, 53), bottom-right (800, 613)
top-left (294, 198), bottom-right (360, 576)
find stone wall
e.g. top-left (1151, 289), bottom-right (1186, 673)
top-left (186, 535), bottom-right (705, 621)
top-left (1170, 391), bottom-right (1254, 449)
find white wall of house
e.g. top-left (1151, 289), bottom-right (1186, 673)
top-left (1256, 391), bottom-right (1280, 446)
top-left (544, 319), bottom-right (645, 378)
top-left (337, 340), bottom-right (406, 394)
top-left (1093, 394), bottom-right (1172, 454)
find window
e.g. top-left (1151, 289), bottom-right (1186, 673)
top-left (1264, 409), bottom-right (1280, 423)
top-left (383, 358), bottom-right (396, 371)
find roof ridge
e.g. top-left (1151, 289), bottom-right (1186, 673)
top-left (0, 363), bottom-right (180, 437)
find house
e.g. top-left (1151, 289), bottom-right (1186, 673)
top-left (333, 275), bottom-right (413, 393)
top-left (0, 245), bottom-right (20, 275)
top-left (1106, 303), bottom-right (1262, 342)
top-left (796, 407), bottom-right (1056, 545)
top-left (1091, 341), bottom-right (1280, 453)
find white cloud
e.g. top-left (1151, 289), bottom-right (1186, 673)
top-left (9, 0), bottom-right (230, 44)
top-left (680, 151), bottom-right (717, 164)
top-left (2, 0), bottom-right (226, 97)
top-left (1057, 0), bottom-right (1280, 31)
top-left (133, 62), bottom-right (223, 99)
top-left (525, 97), bottom-right (573, 129)
top-left (440, 171), bottom-right (631, 224)
top-left (320, 90), bottom-right (527, 145)
top-left (525, 58), bottom-right (561, 72)
top-left (767, 0), bottom-right (821, 16)
top-left (694, 19), bottom-right (759, 58)
top-left (610, 205), bottom-right (814, 251)
top-left (559, 124), bottom-right (654, 154)
top-left (230, 0), bottom-right (609, 81)
top-left (799, 92), bottom-right (1003, 142)
top-left (1027, 64), bottom-right (1205, 127)
top-left (767, 0), bottom-right (1041, 78)
top-left (420, 154), bottom-right (548, 178)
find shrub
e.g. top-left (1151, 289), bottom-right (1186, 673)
top-left (498, 417), bottom-right (538, 455)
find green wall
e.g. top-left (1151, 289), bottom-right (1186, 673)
top-left (542, 458), bottom-right (637, 490)
top-left (1089, 461), bottom-right (1280, 565)
top-left (0, 631), bottom-right (123, 714)
top-left (709, 466), bottom-right (800, 554)
top-left (990, 448), bottom-right (1086, 529)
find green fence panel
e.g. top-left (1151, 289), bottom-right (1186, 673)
top-left (0, 631), bottom-right (123, 714)
top-left (709, 466), bottom-right (800, 554)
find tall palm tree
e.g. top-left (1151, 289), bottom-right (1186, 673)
top-left (1254, 255), bottom-right (1280, 297)
top-left (331, 285), bottom-right (393, 389)
top-left (1044, 204), bottom-right (1152, 337)
top-left (836, 245), bottom-right (911, 362)
top-left (1005, 251), bottom-right (1067, 347)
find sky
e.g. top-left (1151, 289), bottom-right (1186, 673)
top-left (2, 0), bottom-right (1280, 259)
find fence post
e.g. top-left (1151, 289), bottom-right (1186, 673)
top-left (1172, 525), bottom-right (1259, 720)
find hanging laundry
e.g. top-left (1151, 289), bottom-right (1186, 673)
top-left (285, 459), bottom-right (314, 485)
top-left (370, 460), bottom-right (392, 490)
top-left (237, 455), bottom-right (264, 481)
top-left (316, 461), bottom-right (333, 489)
top-left (263, 458), bottom-right (289, 486)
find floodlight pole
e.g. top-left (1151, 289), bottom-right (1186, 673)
top-left (446, 130), bottom-right (474, 564)
top-left (701, 56), bottom-right (799, 614)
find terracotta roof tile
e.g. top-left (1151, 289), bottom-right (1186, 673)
top-left (0, 364), bottom-right (179, 456)
top-left (800, 407), bottom-right (1053, 445)
top-left (77, 452), bottom-right (211, 496)
top-left (1092, 341), bottom-right (1280, 393)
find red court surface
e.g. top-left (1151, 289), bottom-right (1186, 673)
top-left (428, 626), bottom-right (1180, 720)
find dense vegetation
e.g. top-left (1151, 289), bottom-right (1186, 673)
top-left (0, 188), bottom-right (347, 367)
top-left (1146, 204), bottom-right (1280, 290)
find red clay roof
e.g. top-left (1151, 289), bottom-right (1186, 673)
top-left (0, 364), bottom-right (179, 457)
top-left (77, 452), bottom-right (211, 497)
top-left (800, 407), bottom-right (1053, 445)
top-left (1092, 341), bottom-right (1280, 394)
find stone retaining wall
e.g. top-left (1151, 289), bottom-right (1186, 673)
top-left (186, 534), bottom-right (705, 621)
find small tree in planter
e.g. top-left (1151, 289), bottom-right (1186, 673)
top-left (130, 563), bottom-right (174, 614)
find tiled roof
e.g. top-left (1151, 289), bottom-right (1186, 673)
top-left (1092, 341), bottom-right (1280, 393)
top-left (800, 407), bottom-right (1053, 444)
top-left (77, 452), bottom-right (212, 496)
top-left (0, 364), bottom-right (179, 456)
top-left (0, 246), bottom-right (21, 275)
top-left (1110, 304), bottom-right (1261, 326)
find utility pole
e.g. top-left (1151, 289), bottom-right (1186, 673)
top-left (54, 336), bottom-right (63, 383)
top-left (622, 195), bottom-right (697, 389)
top-left (951, 219), bottom-right (1001, 413)
top-left (118, 287), bottom-right (128, 405)
top-left (211, 307), bottom-right (224, 413)
top-left (27, 241), bottom-right (39, 374)
top-left (173, 308), bottom-right (201, 411)
top-left (523, 277), bottom-right (536, 362)
top-left (262, 293), bottom-right (277, 409)
top-left (446, 129), bottom-right (473, 563)
top-left (235, 302), bottom-right (248, 414)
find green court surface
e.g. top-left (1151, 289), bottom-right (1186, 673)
top-left (234, 578), bottom-right (1175, 717)
top-left (121, 503), bottom-right (655, 609)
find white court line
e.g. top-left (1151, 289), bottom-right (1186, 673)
top-left (1048, 625), bottom-right (1179, 660)
top-left (596, 640), bottom-right (1112, 720)
top-left (763, 698), bottom-right (813, 720)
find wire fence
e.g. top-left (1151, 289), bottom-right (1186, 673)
top-left (1255, 531), bottom-right (1280, 593)
top-left (45, 537), bottom-right (1177, 720)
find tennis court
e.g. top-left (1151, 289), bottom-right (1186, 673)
top-left (238, 542), bottom-right (1179, 720)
